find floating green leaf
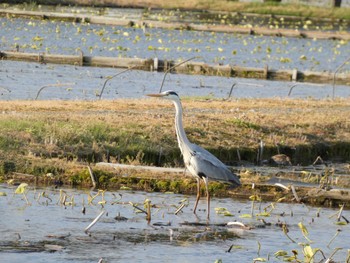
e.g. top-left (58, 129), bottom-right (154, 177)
top-left (215, 207), bottom-right (234, 216)
top-left (274, 250), bottom-right (288, 257)
top-left (298, 222), bottom-right (313, 243)
top-left (256, 212), bottom-right (270, 217)
top-left (249, 194), bottom-right (261, 201)
top-left (280, 57), bottom-right (292, 63)
top-left (239, 214), bottom-right (252, 218)
top-left (301, 244), bottom-right (319, 261)
top-left (32, 35), bottom-right (44, 41)
top-left (253, 257), bottom-right (267, 262)
top-left (120, 186), bottom-right (132, 190)
top-left (15, 183), bottom-right (28, 194)
top-left (335, 221), bottom-right (348, 225)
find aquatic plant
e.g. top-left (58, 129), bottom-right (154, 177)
top-left (14, 183), bottom-right (30, 205)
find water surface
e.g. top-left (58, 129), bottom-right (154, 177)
top-left (1, 60), bottom-right (350, 100)
top-left (1, 184), bottom-right (349, 262)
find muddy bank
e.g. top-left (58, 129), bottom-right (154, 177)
top-left (3, 161), bottom-right (350, 209)
top-left (2, 51), bottom-right (349, 85)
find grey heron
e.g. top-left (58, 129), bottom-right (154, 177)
top-left (147, 90), bottom-right (241, 219)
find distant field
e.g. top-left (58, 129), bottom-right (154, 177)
top-left (2, 0), bottom-right (350, 20)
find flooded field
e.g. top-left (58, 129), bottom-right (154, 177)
top-left (0, 16), bottom-right (349, 72)
top-left (1, 6), bottom-right (350, 101)
top-left (1, 60), bottom-right (350, 100)
top-left (1, 184), bottom-right (349, 262)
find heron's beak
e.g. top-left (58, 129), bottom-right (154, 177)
top-left (146, 93), bottom-right (166, 97)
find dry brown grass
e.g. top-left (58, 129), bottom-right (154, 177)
top-left (0, 97), bottom-right (349, 190)
top-left (6, 0), bottom-right (350, 19)
top-left (75, 0), bottom-right (350, 19)
top-left (0, 97), bottom-right (349, 152)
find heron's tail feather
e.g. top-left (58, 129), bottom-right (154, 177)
top-left (228, 173), bottom-right (241, 187)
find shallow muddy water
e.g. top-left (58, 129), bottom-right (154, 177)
top-left (1, 60), bottom-right (350, 100)
top-left (1, 184), bottom-right (349, 262)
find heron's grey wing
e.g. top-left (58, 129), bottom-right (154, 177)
top-left (189, 144), bottom-right (241, 187)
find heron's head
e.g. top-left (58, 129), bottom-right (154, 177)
top-left (146, 90), bottom-right (180, 101)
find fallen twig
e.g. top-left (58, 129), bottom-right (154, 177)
top-left (337, 204), bottom-right (345, 222)
top-left (227, 221), bottom-right (251, 230)
top-left (332, 56), bottom-right (350, 99)
top-left (282, 223), bottom-right (296, 243)
top-left (325, 248), bottom-right (343, 263)
top-left (228, 83), bottom-right (236, 98)
top-left (159, 56), bottom-right (199, 93)
top-left (342, 216), bottom-right (349, 224)
top-left (145, 199), bottom-right (151, 223)
top-left (228, 82), bottom-right (264, 99)
top-left (327, 229), bottom-right (341, 248)
top-left (98, 66), bottom-right (135, 99)
top-left (174, 203), bottom-right (186, 215)
top-left (290, 185), bottom-right (301, 202)
top-left (84, 210), bottom-right (105, 234)
top-left (274, 183), bottom-right (290, 191)
top-left (87, 165), bottom-right (97, 189)
top-left (129, 202), bottom-right (147, 214)
top-left (35, 82), bottom-right (75, 100)
top-left (0, 86), bottom-right (11, 93)
top-left (179, 222), bottom-right (227, 227)
top-left (313, 156), bottom-right (324, 165)
top-left (288, 82), bottom-right (325, 97)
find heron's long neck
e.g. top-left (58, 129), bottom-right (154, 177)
top-left (173, 99), bottom-right (191, 154)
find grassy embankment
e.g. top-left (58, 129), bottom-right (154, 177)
top-left (4, 0), bottom-right (350, 20)
top-left (0, 98), bottom-right (349, 193)
top-left (136, 0), bottom-right (350, 20)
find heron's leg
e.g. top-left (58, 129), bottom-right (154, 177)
top-left (193, 178), bottom-right (201, 214)
top-left (203, 178), bottom-right (210, 220)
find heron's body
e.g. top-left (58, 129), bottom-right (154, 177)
top-left (147, 90), bottom-right (240, 219)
